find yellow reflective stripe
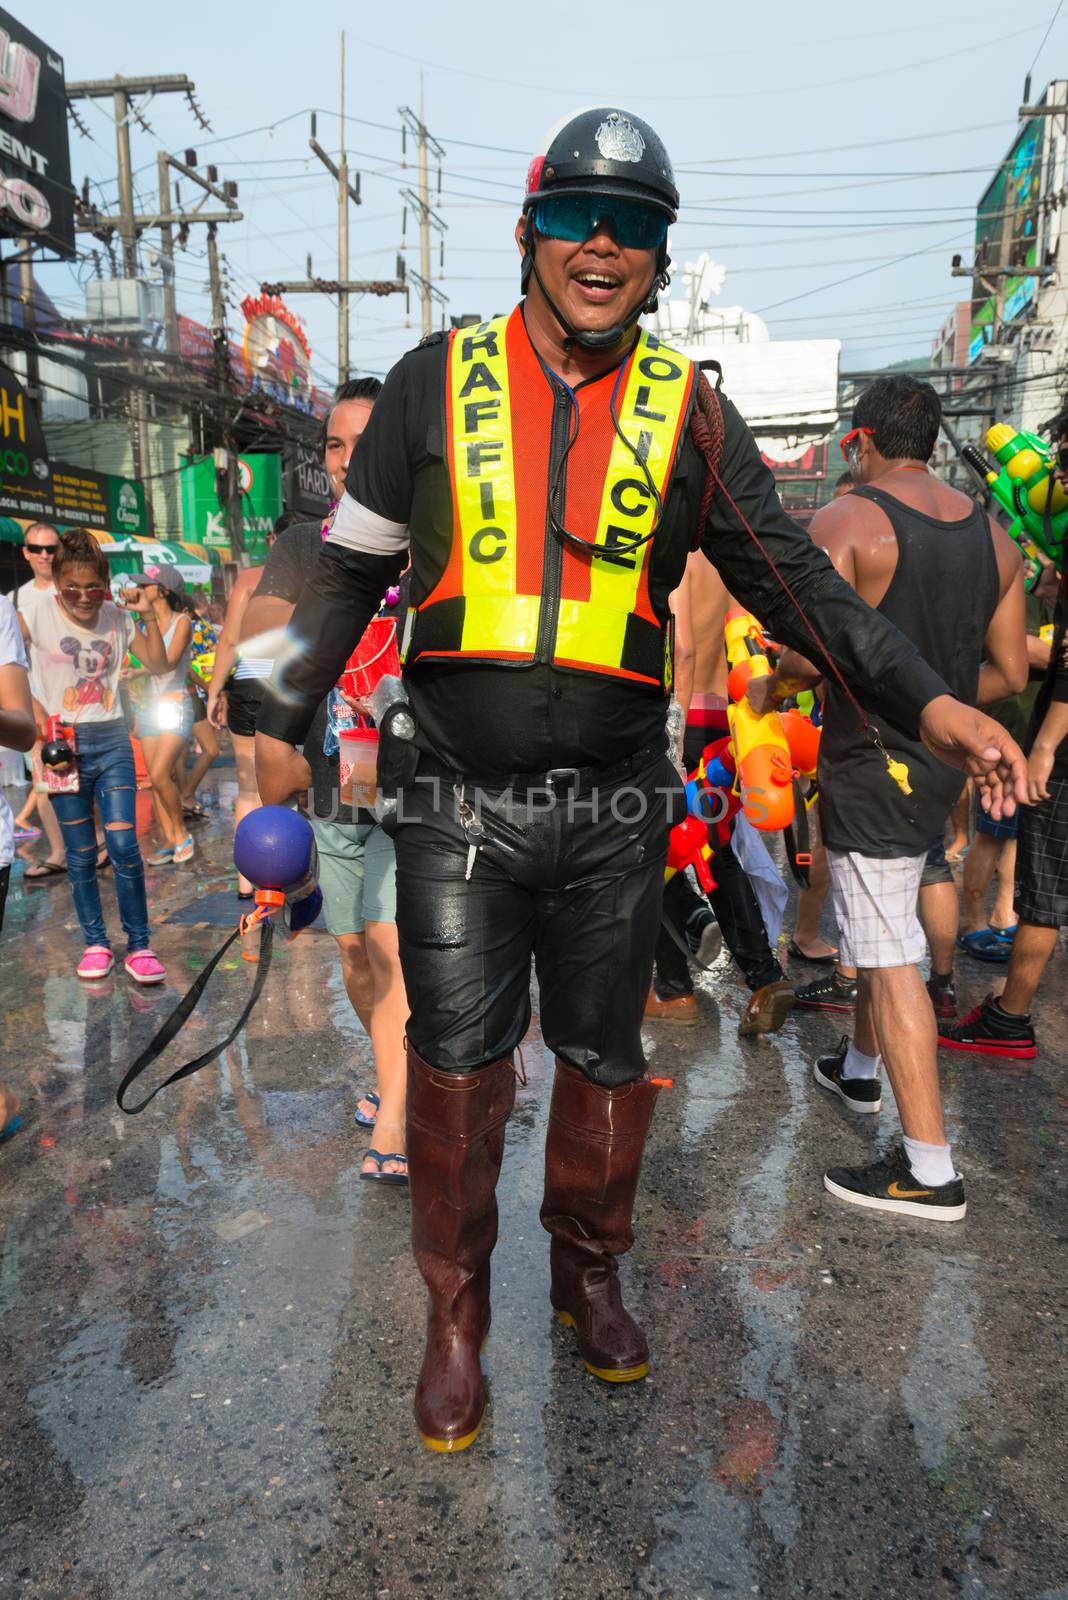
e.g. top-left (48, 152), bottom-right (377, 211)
top-left (553, 330), bottom-right (690, 670)
top-left (448, 315), bottom-right (538, 654)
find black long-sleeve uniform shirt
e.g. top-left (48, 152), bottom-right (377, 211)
top-left (257, 319), bottom-right (951, 774)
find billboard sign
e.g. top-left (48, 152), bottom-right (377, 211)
top-left (969, 120), bottom-right (1043, 362)
top-left (180, 451), bottom-right (282, 564)
top-left (0, 9), bottom-right (74, 257)
top-left (240, 292), bottom-right (314, 412)
top-left (0, 362), bottom-right (145, 531)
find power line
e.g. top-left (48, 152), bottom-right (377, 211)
top-left (1028, 0), bottom-right (1065, 76)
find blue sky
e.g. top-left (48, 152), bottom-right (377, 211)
top-left (30, 0), bottom-right (1068, 389)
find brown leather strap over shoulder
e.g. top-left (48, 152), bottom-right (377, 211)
top-left (689, 370), bottom-right (726, 550)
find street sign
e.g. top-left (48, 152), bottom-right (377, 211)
top-left (287, 438), bottom-right (330, 517)
top-left (0, 9), bottom-right (74, 257)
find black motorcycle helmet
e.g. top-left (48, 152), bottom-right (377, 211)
top-left (520, 107), bottom-right (678, 351)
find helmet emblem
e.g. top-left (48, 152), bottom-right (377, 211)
top-left (595, 112), bottom-right (645, 164)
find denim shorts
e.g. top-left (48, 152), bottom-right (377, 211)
top-left (140, 693), bottom-right (195, 739)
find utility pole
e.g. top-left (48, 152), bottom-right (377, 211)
top-left (157, 152), bottom-right (178, 356)
top-left (66, 75), bottom-right (216, 536)
top-left (399, 96), bottom-right (447, 336)
top-left (338, 33), bottom-right (349, 382)
top-left (302, 82), bottom-right (382, 383)
top-left (263, 99), bottom-right (405, 374)
top-left (206, 222), bottom-right (242, 558)
top-left (18, 239), bottom-right (38, 401)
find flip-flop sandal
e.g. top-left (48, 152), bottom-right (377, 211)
top-left (0, 1113), bottom-right (23, 1145)
top-left (97, 849), bottom-right (110, 870)
top-left (23, 860), bottom-right (66, 880)
top-left (787, 940), bottom-right (840, 966)
top-left (173, 836), bottom-right (195, 864)
top-left (146, 847), bottom-right (175, 867)
top-left (360, 1149), bottom-right (408, 1186)
top-left (956, 930), bottom-right (1011, 963)
top-left (182, 802), bottom-right (208, 819)
top-left (354, 1091), bottom-right (380, 1128)
top-left (989, 924), bottom-right (1018, 943)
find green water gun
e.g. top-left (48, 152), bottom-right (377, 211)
top-left (960, 422), bottom-right (1067, 591)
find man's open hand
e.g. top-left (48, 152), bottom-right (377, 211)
top-left (255, 731), bottom-right (312, 806)
top-left (918, 694), bottom-right (1028, 818)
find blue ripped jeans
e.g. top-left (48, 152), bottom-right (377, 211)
top-left (50, 719), bottom-right (151, 953)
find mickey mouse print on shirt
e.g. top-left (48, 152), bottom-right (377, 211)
top-left (59, 634), bottom-right (116, 714)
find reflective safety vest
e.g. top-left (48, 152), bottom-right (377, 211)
top-left (402, 306), bottom-right (696, 688)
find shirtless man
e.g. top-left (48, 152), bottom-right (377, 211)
top-left (647, 551), bottom-right (795, 1036)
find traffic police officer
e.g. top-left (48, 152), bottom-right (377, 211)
top-left (256, 108), bottom-right (1026, 1453)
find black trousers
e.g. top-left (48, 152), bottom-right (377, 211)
top-left (390, 752), bottom-right (685, 1087)
top-left (653, 725), bottom-right (783, 998)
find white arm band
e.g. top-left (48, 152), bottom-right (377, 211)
top-left (327, 490), bottom-right (409, 555)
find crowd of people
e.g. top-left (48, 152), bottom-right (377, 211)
top-left (1, 104), bottom-right (1065, 1460)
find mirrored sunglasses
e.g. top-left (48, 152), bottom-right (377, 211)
top-left (533, 193), bottom-right (668, 252)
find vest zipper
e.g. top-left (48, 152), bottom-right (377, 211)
top-left (535, 383), bottom-right (572, 665)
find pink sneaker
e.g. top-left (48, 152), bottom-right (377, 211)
top-left (124, 950), bottom-right (166, 985)
top-left (77, 945), bottom-right (114, 980)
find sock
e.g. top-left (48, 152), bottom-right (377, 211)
top-left (843, 1043), bottom-right (881, 1079)
top-left (903, 1135), bottom-right (956, 1187)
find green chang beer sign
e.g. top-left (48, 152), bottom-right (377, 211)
top-left (109, 475), bottom-right (146, 534)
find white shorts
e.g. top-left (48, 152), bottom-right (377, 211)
top-left (826, 847), bottom-right (928, 969)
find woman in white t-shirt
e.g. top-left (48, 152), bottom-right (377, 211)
top-left (22, 530), bottom-right (170, 984)
top-left (124, 563), bottom-right (196, 866)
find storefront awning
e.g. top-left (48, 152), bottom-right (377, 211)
top-left (101, 536), bottom-right (213, 586)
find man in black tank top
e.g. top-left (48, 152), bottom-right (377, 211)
top-left (763, 376), bottom-right (1027, 1222)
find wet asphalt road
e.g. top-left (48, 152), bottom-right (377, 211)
top-left (1, 770), bottom-right (1067, 1600)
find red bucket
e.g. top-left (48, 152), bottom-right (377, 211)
top-left (338, 617), bottom-right (400, 701)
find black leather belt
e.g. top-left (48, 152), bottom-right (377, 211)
top-left (417, 741), bottom-right (664, 799)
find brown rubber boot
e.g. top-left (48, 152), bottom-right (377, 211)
top-left (407, 1043), bottom-right (516, 1453)
top-left (541, 1058), bottom-right (661, 1383)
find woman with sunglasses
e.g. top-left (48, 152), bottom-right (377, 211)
top-left (20, 530), bottom-right (169, 983)
top-left (126, 564), bottom-right (197, 866)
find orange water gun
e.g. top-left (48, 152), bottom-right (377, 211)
top-left (724, 607), bottom-right (795, 831)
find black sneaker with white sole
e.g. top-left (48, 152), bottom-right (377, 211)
top-left (685, 908), bottom-right (722, 969)
top-left (813, 1036), bottom-right (882, 1114)
top-left (824, 1145), bottom-right (966, 1222)
top-left (794, 970), bottom-right (858, 1012)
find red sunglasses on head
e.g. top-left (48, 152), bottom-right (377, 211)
top-left (839, 426), bottom-right (874, 459)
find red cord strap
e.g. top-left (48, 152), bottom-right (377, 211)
top-left (689, 374), bottom-right (872, 738)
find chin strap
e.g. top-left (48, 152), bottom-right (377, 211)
top-left (525, 232), bottom-right (666, 354)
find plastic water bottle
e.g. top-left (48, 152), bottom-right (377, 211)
top-left (233, 806), bottom-right (322, 936)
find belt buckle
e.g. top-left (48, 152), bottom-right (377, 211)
top-left (545, 766), bottom-right (581, 797)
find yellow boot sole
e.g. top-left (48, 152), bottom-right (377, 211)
top-left (418, 1418), bottom-right (483, 1453)
top-left (554, 1310), bottom-right (650, 1383)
